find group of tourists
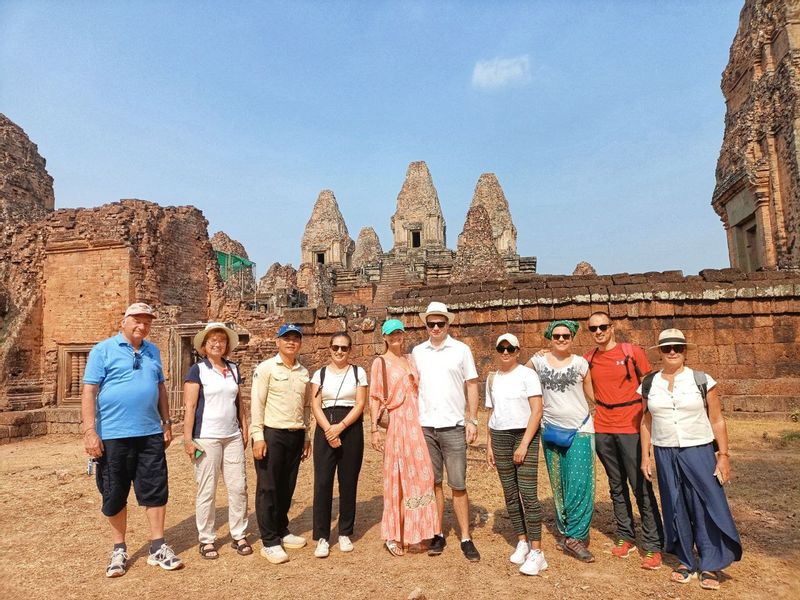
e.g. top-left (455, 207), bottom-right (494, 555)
top-left (81, 300), bottom-right (742, 590)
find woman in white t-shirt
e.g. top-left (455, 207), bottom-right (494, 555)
top-left (639, 329), bottom-right (741, 590)
top-left (485, 333), bottom-right (546, 576)
top-left (528, 319), bottom-right (596, 564)
top-left (183, 322), bottom-right (251, 559)
top-left (310, 332), bottom-right (367, 558)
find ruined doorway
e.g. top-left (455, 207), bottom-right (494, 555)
top-left (411, 230), bottom-right (421, 248)
top-left (316, 252), bottom-right (325, 264)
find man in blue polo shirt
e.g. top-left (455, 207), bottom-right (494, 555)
top-left (81, 302), bottom-right (183, 577)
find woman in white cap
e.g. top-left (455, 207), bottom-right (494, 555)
top-left (183, 323), bottom-right (251, 559)
top-left (369, 319), bottom-right (438, 557)
top-left (485, 333), bottom-right (546, 576)
top-left (309, 331), bottom-right (367, 558)
top-left (639, 328), bottom-right (741, 590)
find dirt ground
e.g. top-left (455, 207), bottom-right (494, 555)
top-left (1, 418), bottom-right (798, 600)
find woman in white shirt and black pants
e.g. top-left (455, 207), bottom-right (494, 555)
top-left (486, 333), bottom-right (546, 576)
top-left (310, 332), bottom-right (367, 558)
top-left (639, 329), bottom-right (741, 590)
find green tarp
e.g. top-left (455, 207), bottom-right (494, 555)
top-left (216, 250), bottom-right (254, 280)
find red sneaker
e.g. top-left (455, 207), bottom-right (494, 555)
top-left (611, 539), bottom-right (636, 558)
top-left (641, 551), bottom-right (662, 570)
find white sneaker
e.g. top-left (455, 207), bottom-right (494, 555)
top-left (314, 538), bottom-right (330, 558)
top-left (281, 533), bottom-right (307, 549)
top-left (519, 549), bottom-right (548, 576)
top-left (510, 540), bottom-right (530, 565)
top-left (147, 543), bottom-right (183, 571)
top-left (338, 535), bottom-right (354, 552)
top-left (106, 547), bottom-right (129, 578)
top-left (260, 544), bottom-right (289, 564)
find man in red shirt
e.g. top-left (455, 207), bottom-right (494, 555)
top-left (585, 311), bottom-right (664, 569)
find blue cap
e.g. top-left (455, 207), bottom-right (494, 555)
top-left (381, 319), bottom-right (405, 335)
top-left (277, 323), bottom-right (303, 338)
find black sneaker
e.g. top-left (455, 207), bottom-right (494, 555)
top-left (428, 534), bottom-right (446, 556)
top-left (460, 539), bottom-right (481, 562)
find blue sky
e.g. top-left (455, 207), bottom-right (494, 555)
top-left (1, 1), bottom-right (742, 277)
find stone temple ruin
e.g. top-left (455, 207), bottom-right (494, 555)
top-left (287, 161), bottom-right (537, 315)
top-left (1, 0), bottom-right (799, 444)
top-left (713, 0), bottom-right (800, 271)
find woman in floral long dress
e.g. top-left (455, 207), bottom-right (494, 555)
top-left (369, 319), bottom-right (439, 556)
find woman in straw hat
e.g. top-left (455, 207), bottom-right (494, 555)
top-left (527, 319), bottom-right (596, 563)
top-left (183, 322), bottom-right (251, 559)
top-left (639, 328), bottom-right (741, 590)
top-left (369, 319), bottom-right (439, 557)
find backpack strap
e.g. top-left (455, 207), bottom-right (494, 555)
top-left (640, 371), bottom-right (657, 411)
top-left (587, 347), bottom-right (599, 370)
top-left (693, 369), bottom-right (708, 410)
top-left (314, 366), bottom-right (327, 397)
top-left (620, 342), bottom-right (643, 383)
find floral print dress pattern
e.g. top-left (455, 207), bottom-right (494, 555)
top-left (369, 355), bottom-right (439, 544)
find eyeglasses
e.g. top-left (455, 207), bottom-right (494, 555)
top-left (660, 344), bottom-right (686, 354)
top-left (588, 324), bottom-right (610, 333)
top-left (551, 333), bottom-right (572, 341)
top-left (133, 353), bottom-right (142, 370)
top-left (496, 345), bottom-right (517, 354)
top-left (426, 321), bottom-right (448, 330)
top-left (330, 344), bottom-right (350, 352)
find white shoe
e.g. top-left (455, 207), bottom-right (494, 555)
top-left (260, 545), bottom-right (289, 564)
top-left (106, 547), bottom-right (129, 578)
top-left (314, 538), bottom-right (330, 558)
top-left (519, 549), bottom-right (548, 576)
top-left (510, 540), bottom-right (530, 565)
top-left (338, 535), bottom-right (354, 552)
top-left (281, 533), bottom-right (307, 549)
top-left (146, 543), bottom-right (183, 571)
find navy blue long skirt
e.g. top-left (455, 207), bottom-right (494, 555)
top-left (654, 444), bottom-right (742, 572)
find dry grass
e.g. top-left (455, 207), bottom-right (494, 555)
top-left (0, 418), bottom-right (797, 600)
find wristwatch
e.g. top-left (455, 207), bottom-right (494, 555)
top-left (162, 418), bottom-right (173, 426)
top-left (467, 418), bottom-right (478, 426)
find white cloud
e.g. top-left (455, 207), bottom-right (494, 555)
top-left (471, 55), bottom-right (531, 90)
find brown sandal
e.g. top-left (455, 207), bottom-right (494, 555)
top-left (231, 538), bottom-right (253, 556)
top-left (199, 543), bottom-right (219, 559)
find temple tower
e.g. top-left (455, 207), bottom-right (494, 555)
top-left (390, 161), bottom-right (447, 255)
top-left (300, 189), bottom-right (354, 268)
top-left (469, 173), bottom-right (517, 256)
top-left (713, 0), bottom-right (800, 270)
top-left (352, 226), bottom-right (383, 268)
top-left (450, 203), bottom-right (507, 283)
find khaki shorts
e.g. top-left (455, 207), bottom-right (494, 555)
top-left (422, 425), bottom-right (467, 491)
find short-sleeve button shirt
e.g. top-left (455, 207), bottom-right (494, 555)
top-left (638, 367), bottom-right (717, 447)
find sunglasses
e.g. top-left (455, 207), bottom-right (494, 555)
top-left (551, 333), bottom-right (572, 341)
top-left (426, 321), bottom-right (448, 330)
top-left (496, 345), bottom-right (517, 354)
top-left (330, 344), bottom-right (350, 352)
top-left (133, 353), bottom-right (142, 370)
top-left (660, 344), bottom-right (686, 354)
top-left (588, 324), bottom-right (610, 333)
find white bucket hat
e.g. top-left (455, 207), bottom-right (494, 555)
top-left (194, 322), bottom-right (240, 355)
top-left (419, 301), bottom-right (455, 324)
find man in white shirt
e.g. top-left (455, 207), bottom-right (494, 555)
top-left (412, 301), bottom-right (481, 561)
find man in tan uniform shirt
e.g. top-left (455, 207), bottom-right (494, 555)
top-left (250, 323), bottom-right (311, 564)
